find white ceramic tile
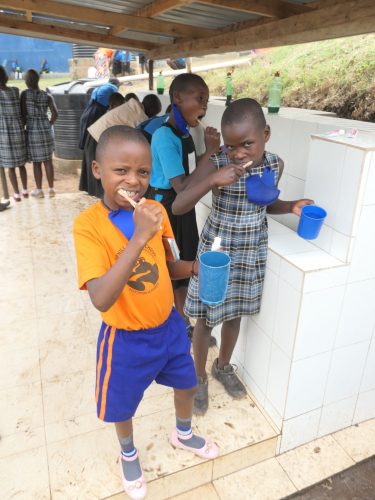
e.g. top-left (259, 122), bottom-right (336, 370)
top-left (285, 250), bottom-right (343, 272)
top-left (266, 343), bottom-right (291, 416)
top-left (244, 319), bottom-right (272, 394)
top-left (279, 259), bottom-right (304, 291)
top-left (288, 120), bottom-right (318, 180)
top-left (279, 408), bottom-right (321, 453)
top-left (263, 398), bottom-right (283, 430)
top-left (318, 397), bottom-right (356, 438)
top-left (285, 352), bottom-right (331, 419)
top-left (348, 206), bottom-right (375, 282)
top-left (266, 249), bottom-right (281, 275)
top-left (303, 266), bottom-right (349, 293)
top-left (363, 152), bottom-right (375, 205)
top-left (353, 389), bottom-right (375, 424)
top-left (330, 231), bottom-right (351, 262)
top-left (295, 286), bottom-right (345, 360)
top-left (273, 279), bottom-right (301, 357)
top-left (267, 217), bottom-right (291, 235)
top-left (269, 232), bottom-right (314, 257)
top-left (360, 338), bottom-right (375, 393)
top-left (267, 115), bottom-right (293, 165)
top-left (242, 369), bottom-right (266, 407)
top-left (278, 435), bottom-right (354, 489)
top-left (324, 342), bottom-right (370, 404)
top-left (333, 418), bottom-right (375, 462)
top-left (282, 212), bottom-right (299, 232)
top-left (231, 321), bottom-right (247, 370)
top-left (253, 269), bottom-right (279, 338)
top-left (335, 280), bottom-right (375, 348)
top-left (304, 139), bottom-right (346, 228)
top-left (285, 175), bottom-right (305, 201)
top-left (310, 223), bottom-right (333, 254)
top-left (334, 147), bottom-right (365, 235)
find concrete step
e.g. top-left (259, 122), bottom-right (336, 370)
top-left (103, 348), bottom-right (279, 500)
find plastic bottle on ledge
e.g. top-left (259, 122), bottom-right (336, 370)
top-left (267, 71), bottom-right (282, 114)
top-left (156, 71), bottom-right (165, 95)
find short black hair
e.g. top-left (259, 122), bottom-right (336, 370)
top-left (221, 98), bottom-right (266, 130)
top-left (169, 73), bottom-right (208, 102)
top-left (142, 94), bottom-right (162, 118)
top-left (108, 92), bottom-right (125, 109)
top-left (108, 78), bottom-right (120, 86)
top-left (24, 68), bottom-right (40, 89)
top-left (0, 65), bottom-right (8, 86)
top-left (124, 92), bottom-right (139, 102)
top-left (96, 125), bottom-right (149, 163)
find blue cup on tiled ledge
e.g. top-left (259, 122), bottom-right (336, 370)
top-left (297, 205), bottom-right (327, 240)
top-left (198, 251), bottom-right (231, 305)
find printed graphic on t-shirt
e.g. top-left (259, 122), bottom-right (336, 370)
top-left (128, 256), bottom-right (159, 292)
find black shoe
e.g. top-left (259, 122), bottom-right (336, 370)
top-left (0, 201), bottom-right (10, 212)
top-left (211, 358), bottom-right (246, 399)
top-left (193, 376), bottom-right (208, 415)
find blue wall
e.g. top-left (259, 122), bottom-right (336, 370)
top-left (0, 34), bottom-right (72, 73)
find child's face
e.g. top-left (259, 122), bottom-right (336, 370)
top-left (174, 83), bottom-right (209, 127)
top-left (92, 139), bottom-right (152, 211)
top-left (222, 121), bottom-right (270, 167)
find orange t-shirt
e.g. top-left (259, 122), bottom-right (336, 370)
top-left (73, 200), bottom-right (175, 330)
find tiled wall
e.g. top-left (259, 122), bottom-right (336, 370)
top-left (139, 91), bottom-right (375, 451)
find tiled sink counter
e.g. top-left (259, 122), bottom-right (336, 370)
top-left (198, 130), bottom-right (375, 454)
top-left (138, 91), bottom-right (375, 453)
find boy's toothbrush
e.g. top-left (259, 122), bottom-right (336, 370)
top-left (117, 188), bottom-right (163, 230)
top-left (196, 118), bottom-right (206, 129)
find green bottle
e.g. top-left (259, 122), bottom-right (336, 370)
top-left (267, 71), bottom-right (282, 114)
top-left (157, 72), bottom-right (165, 95)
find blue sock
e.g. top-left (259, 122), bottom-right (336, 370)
top-left (119, 434), bottom-right (142, 481)
top-left (176, 416), bottom-right (205, 449)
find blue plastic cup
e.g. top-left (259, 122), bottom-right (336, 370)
top-left (297, 205), bottom-right (327, 240)
top-left (198, 251), bottom-right (231, 306)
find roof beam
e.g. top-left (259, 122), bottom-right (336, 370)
top-left (0, 14), bottom-right (157, 51)
top-left (196, 0), bottom-right (313, 18)
top-left (135, 1), bottom-right (195, 18)
top-left (148, 0), bottom-right (375, 58)
top-left (0, 0), bottom-right (206, 39)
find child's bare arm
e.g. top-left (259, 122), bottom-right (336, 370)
top-left (48, 95), bottom-right (58, 124)
top-left (172, 162), bottom-right (245, 215)
top-left (86, 203), bottom-right (163, 312)
top-left (267, 158), bottom-right (314, 214)
top-left (167, 258), bottom-right (198, 280)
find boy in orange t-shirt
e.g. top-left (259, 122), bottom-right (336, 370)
top-left (73, 126), bottom-right (218, 500)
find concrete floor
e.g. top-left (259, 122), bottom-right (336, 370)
top-left (1, 192), bottom-right (375, 500)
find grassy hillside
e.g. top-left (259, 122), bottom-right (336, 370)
top-left (201, 34), bottom-right (375, 122)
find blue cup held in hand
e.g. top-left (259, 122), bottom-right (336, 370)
top-left (198, 251), bottom-right (231, 306)
top-left (297, 205), bottom-right (327, 240)
top-left (246, 167), bottom-right (280, 206)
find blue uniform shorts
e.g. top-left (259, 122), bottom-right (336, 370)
top-left (95, 308), bottom-right (197, 422)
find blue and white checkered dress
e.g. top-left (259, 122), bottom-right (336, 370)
top-left (0, 87), bottom-right (27, 168)
top-left (184, 150), bottom-right (280, 327)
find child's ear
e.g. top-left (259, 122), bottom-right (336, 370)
top-left (92, 160), bottom-right (101, 180)
top-left (264, 125), bottom-right (271, 143)
top-left (173, 90), bottom-right (183, 105)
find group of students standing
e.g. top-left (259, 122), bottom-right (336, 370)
top-left (0, 65), bottom-right (57, 208)
top-left (73, 72), bottom-right (313, 499)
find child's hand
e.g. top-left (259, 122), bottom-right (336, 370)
top-left (204, 127), bottom-right (221, 155)
top-left (133, 203), bottom-right (163, 243)
top-left (211, 163), bottom-right (245, 187)
top-left (291, 199), bottom-right (315, 216)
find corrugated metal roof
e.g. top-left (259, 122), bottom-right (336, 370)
top-left (53, 0), bottom-right (150, 15)
top-left (157, 3), bottom-right (261, 30)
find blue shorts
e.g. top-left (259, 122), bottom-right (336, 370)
top-left (95, 308), bottom-right (197, 422)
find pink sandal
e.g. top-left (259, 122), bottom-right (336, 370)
top-left (170, 428), bottom-right (219, 459)
top-left (119, 451), bottom-right (147, 500)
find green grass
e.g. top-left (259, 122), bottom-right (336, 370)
top-left (8, 76), bottom-right (70, 91)
top-left (200, 34), bottom-right (375, 121)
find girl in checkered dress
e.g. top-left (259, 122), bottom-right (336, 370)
top-left (0, 65), bottom-right (28, 202)
top-left (21, 69), bottom-right (58, 198)
top-left (173, 98), bottom-right (313, 415)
